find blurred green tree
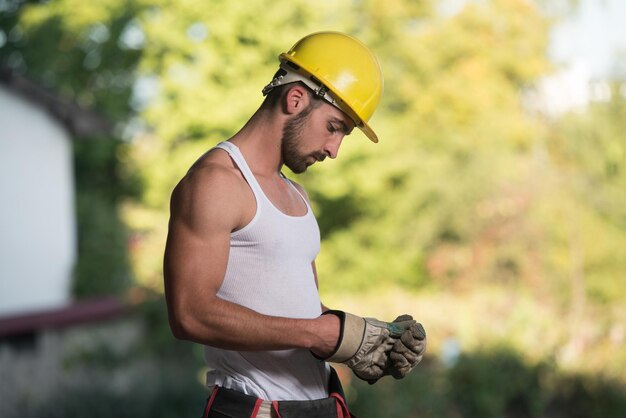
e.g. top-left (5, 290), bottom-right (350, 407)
top-left (544, 82), bottom-right (626, 305)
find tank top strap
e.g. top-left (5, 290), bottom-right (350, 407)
top-left (281, 174), bottom-right (313, 212)
top-left (213, 141), bottom-right (264, 198)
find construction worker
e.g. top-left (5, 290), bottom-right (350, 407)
top-left (164, 31), bottom-right (426, 418)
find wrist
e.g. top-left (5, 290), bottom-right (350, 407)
top-left (310, 312), bottom-right (341, 359)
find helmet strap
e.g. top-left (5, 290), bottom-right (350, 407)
top-left (262, 64), bottom-right (344, 113)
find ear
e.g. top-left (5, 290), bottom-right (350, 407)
top-left (283, 84), bottom-right (310, 115)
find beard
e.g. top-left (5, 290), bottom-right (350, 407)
top-left (281, 105), bottom-right (315, 174)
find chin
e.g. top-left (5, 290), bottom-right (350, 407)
top-left (288, 164), bottom-right (308, 174)
top-left (285, 159), bottom-right (309, 174)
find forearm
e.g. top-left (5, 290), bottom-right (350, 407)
top-left (169, 295), bottom-right (339, 355)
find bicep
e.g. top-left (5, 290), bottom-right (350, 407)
top-left (163, 170), bottom-right (242, 318)
top-left (164, 217), bottom-right (230, 299)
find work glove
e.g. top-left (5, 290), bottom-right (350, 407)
top-left (361, 315), bottom-right (427, 384)
top-left (313, 310), bottom-right (416, 382)
top-left (388, 316), bottom-right (427, 379)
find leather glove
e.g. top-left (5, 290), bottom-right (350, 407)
top-left (361, 314), bottom-right (426, 384)
top-left (313, 310), bottom-right (416, 382)
top-left (389, 318), bottom-right (427, 379)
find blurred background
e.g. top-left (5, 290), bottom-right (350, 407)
top-left (1, 0), bottom-right (625, 417)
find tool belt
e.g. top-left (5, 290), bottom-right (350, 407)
top-left (201, 367), bottom-right (354, 418)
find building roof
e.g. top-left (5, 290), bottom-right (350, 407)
top-left (0, 66), bottom-right (113, 137)
top-left (0, 297), bottom-right (129, 338)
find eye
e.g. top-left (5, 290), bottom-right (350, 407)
top-left (327, 123), bottom-right (338, 134)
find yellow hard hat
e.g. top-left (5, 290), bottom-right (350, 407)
top-left (263, 31), bottom-right (384, 143)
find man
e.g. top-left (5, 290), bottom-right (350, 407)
top-left (164, 31), bottom-right (426, 418)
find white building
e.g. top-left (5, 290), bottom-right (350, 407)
top-left (0, 67), bottom-right (111, 316)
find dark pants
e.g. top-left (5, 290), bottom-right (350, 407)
top-left (201, 367), bottom-right (354, 418)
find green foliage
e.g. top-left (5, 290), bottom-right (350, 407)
top-left (72, 138), bottom-right (140, 296)
top-left (548, 372), bottom-right (626, 418)
top-left (448, 348), bottom-right (549, 418)
top-left (535, 85), bottom-right (626, 306)
top-left (348, 347), bottom-right (626, 418)
top-left (347, 359), bottom-right (452, 418)
top-left (548, 83), bottom-right (626, 230)
top-left (72, 190), bottom-right (129, 296)
top-left (1, 0), bottom-right (145, 118)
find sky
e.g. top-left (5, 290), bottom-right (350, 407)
top-left (538, 0), bottom-right (626, 115)
top-left (549, 0), bottom-right (626, 79)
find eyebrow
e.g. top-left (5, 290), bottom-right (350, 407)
top-left (329, 117), bottom-right (354, 135)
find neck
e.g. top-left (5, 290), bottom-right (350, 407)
top-left (229, 106), bottom-right (285, 176)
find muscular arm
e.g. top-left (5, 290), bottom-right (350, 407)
top-left (164, 164), bottom-right (338, 355)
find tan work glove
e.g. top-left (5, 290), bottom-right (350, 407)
top-left (388, 316), bottom-right (427, 379)
top-left (313, 310), bottom-right (416, 382)
top-left (359, 314), bottom-right (426, 384)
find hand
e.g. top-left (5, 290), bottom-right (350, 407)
top-left (312, 310), bottom-right (416, 382)
top-left (359, 315), bottom-right (426, 384)
top-left (389, 320), bottom-right (426, 379)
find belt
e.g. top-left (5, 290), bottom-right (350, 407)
top-left (201, 367), bottom-right (354, 418)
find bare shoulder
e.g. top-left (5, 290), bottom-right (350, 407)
top-left (170, 148), bottom-right (252, 233)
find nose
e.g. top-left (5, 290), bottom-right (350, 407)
top-left (323, 136), bottom-right (344, 159)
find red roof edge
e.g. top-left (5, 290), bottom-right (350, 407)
top-left (0, 297), bottom-right (129, 338)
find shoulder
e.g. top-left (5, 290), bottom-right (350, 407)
top-left (172, 150), bottom-right (240, 204)
top-left (170, 148), bottom-right (251, 232)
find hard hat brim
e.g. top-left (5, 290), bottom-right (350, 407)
top-left (359, 121), bottom-right (378, 143)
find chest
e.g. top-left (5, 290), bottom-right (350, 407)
top-left (254, 175), bottom-right (308, 217)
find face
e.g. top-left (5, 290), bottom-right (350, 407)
top-left (281, 101), bottom-right (355, 174)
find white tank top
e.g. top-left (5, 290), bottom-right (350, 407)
top-left (204, 141), bottom-right (330, 401)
